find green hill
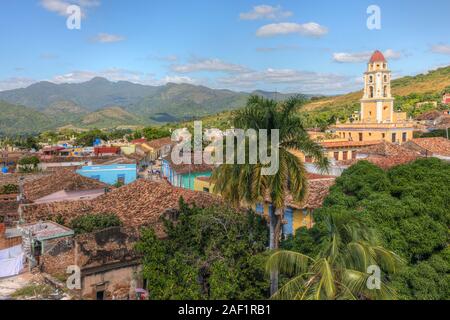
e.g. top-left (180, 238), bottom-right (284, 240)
top-left (81, 106), bottom-right (144, 129)
top-left (0, 101), bottom-right (54, 135)
top-left (300, 65), bottom-right (450, 127)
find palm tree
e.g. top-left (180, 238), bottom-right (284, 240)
top-left (211, 95), bottom-right (329, 295)
top-left (266, 213), bottom-right (404, 300)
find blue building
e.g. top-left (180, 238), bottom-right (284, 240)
top-left (161, 157), bottom-right (212, 191)
top-left (76, 164), bottom-right (137, 185)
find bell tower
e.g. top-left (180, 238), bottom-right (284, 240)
top-left (360, 50), bottom-right (394, 123)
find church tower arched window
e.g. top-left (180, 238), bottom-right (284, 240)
top-left (369, 86), bottom-right (374, 98)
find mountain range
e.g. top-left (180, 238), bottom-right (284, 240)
top-left (0, 77), bottom-right (302, 135)
top-left (1, 64), bottom-right (449, 135)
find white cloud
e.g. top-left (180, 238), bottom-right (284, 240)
top-left (91, 33), bottom-right (125, 43)
top-left (256, 45), bottom-right (301, 52)
top-left (171, 58), bottom-right (249, 73)
top-left (256, 22), bottom-right (328, 37)
top-left (0, 77), bottom-right (36, 91)
top-left (333, 49), bottom-right (404, 63)
top-left (163, 76), bottom-right (197, 84)
top-left (40, 0), bottom-right (100, 17)
top-left (239, 5), bottom-right (292, 20)
top-left (431, 44), bottom-right (450, 55)
top-left (51, 68), bottom-right (144, 83)
top-left (217, 68), bottom-right (355, 94)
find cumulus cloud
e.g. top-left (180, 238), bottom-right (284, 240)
top-left (91, 33), bottom-right (125, 43)
top-left (431, 44), bottom-right (450, 55)
top-left (256, 22), bottom-right (328, 37)
top-left (239, 5), bottom-right (293, 20)
top-left (217, 68), bottom-right (355, 94)
top-left (333, 49), bottom-right (404, 63)
top-left (40, 0), bottom-right (100, 17)
top-left (171, 58), bottom-right (249, 73)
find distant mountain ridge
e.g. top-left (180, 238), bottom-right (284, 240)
top-left (0, 77), bottom-right (304, 134)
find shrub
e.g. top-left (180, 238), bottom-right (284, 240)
top-left (69, 213), bottom-right (122, 234)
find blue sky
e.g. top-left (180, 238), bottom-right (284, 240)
top-left (1, 0), bottom-right (450, 94)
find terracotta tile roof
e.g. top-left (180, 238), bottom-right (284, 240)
top-left (415, 110), bottom-right (443, 121)
top-left (338, 142), bottom-right (421, 169)
top-left (320, 140), bottom-right (383, 149)
top-left (286, 177), bottom-right (336, 209)
top-left (21, 180), bottom-right (222, 238)
top-left (408, 137), bottom-right (450, 157)
top-left (23, 169), bottom-right (109, 202)
top-left (263, 175), bottom-right (336, 210)
top-left (91, 180), bottom-right (221, 236)
top-left (163, 154), bottom-right (214, 174)
top-left (0, 173), bottom-right (49, 187)
top-left (358, 141), bottom-right (420, 158)
top-left (365, 155), bottom-right (419, 170)
top-left (145, 137), bottom-right (173, 150)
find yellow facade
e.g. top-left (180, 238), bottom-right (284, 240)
top-left (194, 178), bottom-right (214, 193)
top-left (256, 203), bottom-right (314, 234)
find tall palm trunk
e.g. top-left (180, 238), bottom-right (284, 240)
top-left (269, 207), bottom-right (283, 295)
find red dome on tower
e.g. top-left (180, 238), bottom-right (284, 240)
top-left (369, 50), bottom-right (386, 63)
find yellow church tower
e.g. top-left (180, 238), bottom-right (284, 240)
top-left (332, 50), bottom-right (414, 144)
top-left (361, 50), bottom-right (395, 123)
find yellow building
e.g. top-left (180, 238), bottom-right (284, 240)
top-left (332, 50), bottom-right (414, 144)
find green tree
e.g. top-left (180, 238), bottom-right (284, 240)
top-left (75, 129), bottom-right (108, 147)
top-left (18, 156), bottom-right (40, 172)
top-left (267, 212), bottom-right (403, 300)
top-left (290, 159), bottom-right (450, 299)
top-left (142, 127), bottom-right (171, 141)
top-left (211, 95), bottom-right (329, 294)
top-left (135, 199), bottom-right (269, 300)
